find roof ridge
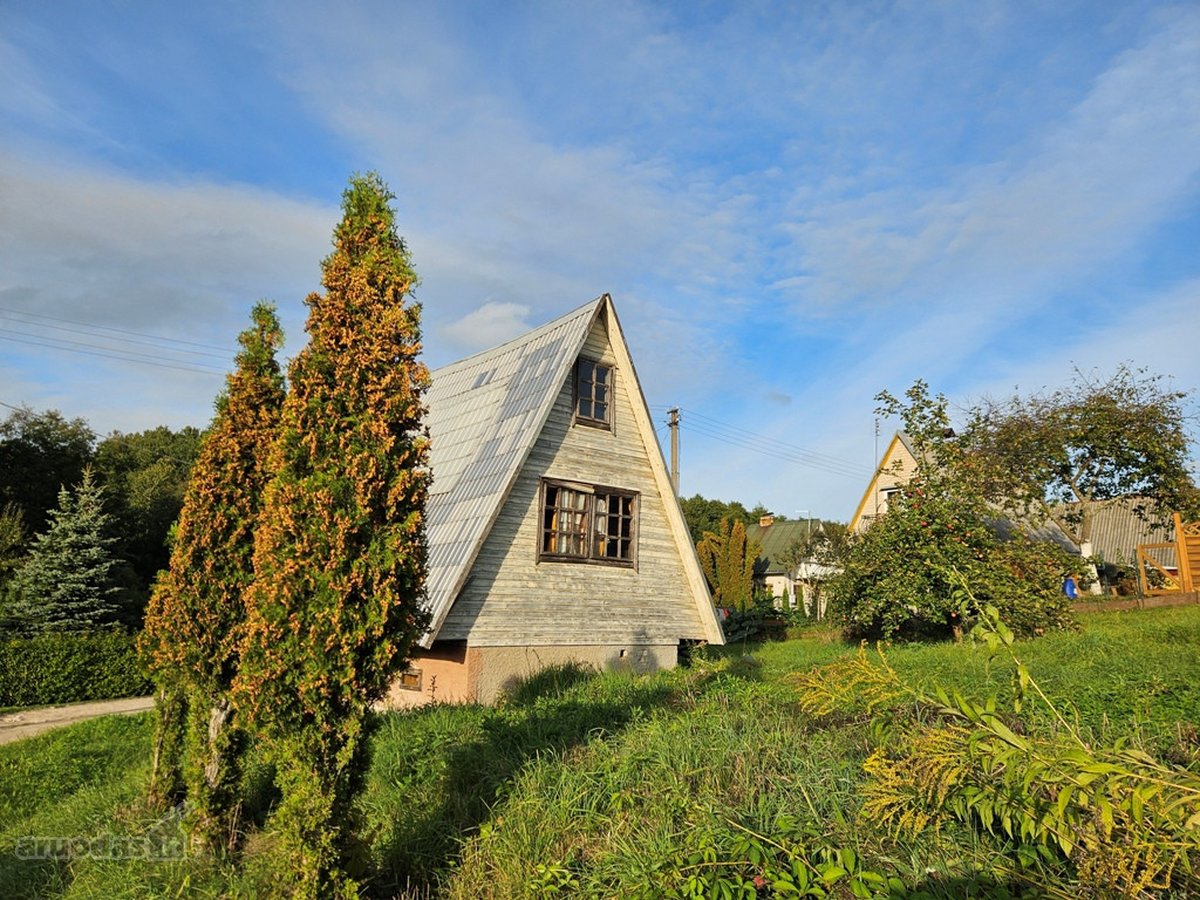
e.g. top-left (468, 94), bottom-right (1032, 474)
top-left (431, 296), bottom-right (605, 376)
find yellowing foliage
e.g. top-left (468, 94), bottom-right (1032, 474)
top-left (138, 302), bottom-right (285, 849)
top-left (233, 173), bottom-right (429, 898)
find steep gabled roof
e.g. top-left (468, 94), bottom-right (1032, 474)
top-left (421, 295), bottom-right (722, 648)
top-left (421, 297), bottom-right (604, 646)
top-left (848, 431), bottom-right (920, 531)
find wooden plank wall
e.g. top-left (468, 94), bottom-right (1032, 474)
top-left (439, 312), bottom-right (706, 646)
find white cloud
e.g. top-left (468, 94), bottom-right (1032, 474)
top-left (262, 2), bottom-right (752, 323)
top-left (0, 151), bottom-right (333, 335)
top-left (0, 150), bottom-right (337, 432)
top-left (439, 301), bottom-right (533, 354)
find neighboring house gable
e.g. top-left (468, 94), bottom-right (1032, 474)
top-left (849, 430), bottom-right (1078, 553)
top-left (848, 432), bottom-right (919, 534)
top-left (391, 295), bottom-right (722, 706)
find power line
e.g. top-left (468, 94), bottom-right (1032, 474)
top-left (0, 331), bottom-right (227, 377)
top-left (682, 420), bottom-right (866, 480)
top-left (649, 404), bottom-right (870, 479)
top-left (0, 308), bottom-right (232, 361)
top-left (679, 407), bottom-right (862, 471)
top-left (0, 306), bottom-right (233, 355)
top-left (0, 305), bottom-right (239, 376)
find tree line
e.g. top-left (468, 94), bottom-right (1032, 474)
top-left (0, 407), bottom-right (203, 632)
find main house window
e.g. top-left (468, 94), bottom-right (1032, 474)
top-left (575, 359), bottom-right (613, 428)
top-left (540, 480), bottom-right (637, 565)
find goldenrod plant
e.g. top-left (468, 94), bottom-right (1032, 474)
top-left (794, 572), bottom-right (1200, 897)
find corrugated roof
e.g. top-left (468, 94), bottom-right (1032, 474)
top-left (1068, 498), bottom-right (1175, 566)
top-left (747, 520), bottom-right (812, 575)
top-left (421, 297), bottom-right (604, 645)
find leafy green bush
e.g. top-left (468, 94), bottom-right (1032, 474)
top-left (719, 593), bottom-right (794, 643)
top-left (831, 479), bottom-right (1076, 641)
top-left (0, 630), bottom-right (151, 707)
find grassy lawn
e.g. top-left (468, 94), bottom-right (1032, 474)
top-left (1, 605), bottom-right (1198, 897)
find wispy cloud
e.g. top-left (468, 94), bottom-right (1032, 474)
top-left (0, 151), bottom-right (337, 430)
top-left (0, 152), bottom-right (332, 335)
top-left (1, 1), bottom-right (1195, 517)
top-left (781, 8), bottom-right (1200, 315)
top-left (439, 301), bottom-right (533, 353)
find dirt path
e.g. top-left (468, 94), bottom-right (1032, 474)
top-left (0, 696), bottom-right (155, 745)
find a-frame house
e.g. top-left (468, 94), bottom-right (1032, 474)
top-left (387, 294), bottom-right (723, 706)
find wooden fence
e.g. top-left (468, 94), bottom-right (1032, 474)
top-left (1136, 513), bottom-right (1199, 597)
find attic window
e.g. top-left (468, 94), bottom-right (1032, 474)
top-left (540, 479), bottom-right (637, 566)
top-left (574, 359), bottom-right (612, 428)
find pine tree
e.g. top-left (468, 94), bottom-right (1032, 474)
top-left (138, 303), bottom-right (286, 846)
top-left (11, 467), bottom-right (122, 631)
top-left (234, 173), bottom-right (430, 896)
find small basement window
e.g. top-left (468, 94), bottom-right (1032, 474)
top-left (574, 358), bottom-right (613, 428)
top-left (540, 479), bottom-right (637, 566)
top-left (397, 668), bottom-right (423, 692)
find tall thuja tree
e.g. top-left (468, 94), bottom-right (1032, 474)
top-left (234, 173), bottom-right (430, 896)
top-left (138, 303), bottom-right (285, 847)
top-left (696, 518), bottom-right (761, 612)
top-left (10, 467), bottom-right (121, 632)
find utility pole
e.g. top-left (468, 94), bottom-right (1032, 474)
top-left (667, 408), bottom-right (680, 496)
top-left (872, 416), bottom-right (880, 520)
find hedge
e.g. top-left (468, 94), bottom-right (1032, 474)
top-left (0, 630), bottom-right (152, 707)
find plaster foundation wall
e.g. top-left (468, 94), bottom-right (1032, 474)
top-left (473, 643), bottom-right (677, 705)
top-left (382, 642), bottom-right (678, 708)
top-left (382, 643), bottom-right (474, 709)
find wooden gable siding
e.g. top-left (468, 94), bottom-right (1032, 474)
top-left (850, 434), bottom-right (919, 533)
top-left (438, 314), bottom-right (705, 646)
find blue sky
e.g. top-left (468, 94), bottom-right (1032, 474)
top-left (2, 0), bottom-right (1198, 520)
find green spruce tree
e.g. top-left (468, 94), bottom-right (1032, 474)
top-left (234, 173), bottom-right (430, 897)
top-left (138, 303), bottom-right (286, 848)
top-left (10, 467), bottom-right (121, 632)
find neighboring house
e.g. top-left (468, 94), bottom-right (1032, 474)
top-left (747, 516), bottom-right (808, 606)
top-left (746, 516), bottom-right (837, 614)
top-left (850, 429), bottom-right (1077, 552)
top-left (848, 432), bottom-right (919, 534)
top-left (385, 294), bottom-right (724, 707)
